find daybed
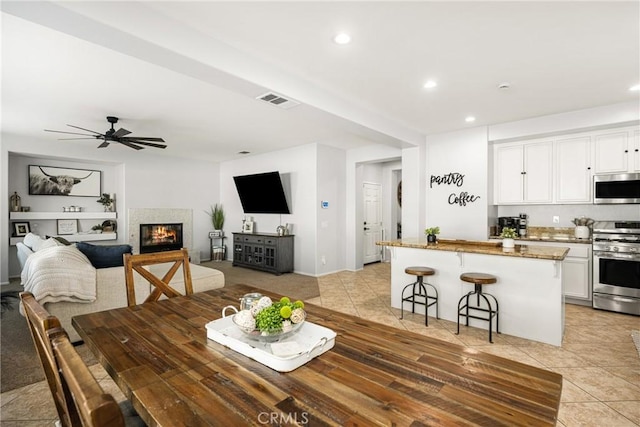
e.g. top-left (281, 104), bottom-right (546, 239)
top-left (18, 234), bottom-right (224, 342)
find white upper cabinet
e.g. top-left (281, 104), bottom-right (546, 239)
top-left (555, 136), bottom-right (592, 203)
top-left (633, 128), bottom-right (640, 172)
top-left (593, 127), bottom-right (640, 173)
top-left (493, 125), bottom-right (639, 206)
top-left (494, 141), bottom-right (553, 204)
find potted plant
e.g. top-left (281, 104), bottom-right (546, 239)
top-left (500, 227), bottom-right (518, 248)
top-left (424, 226), bottom-right (440, 243)
top-left (206, 204), bottom-right (225, 235)
top-left (97, 193), bottom-right (115, 212)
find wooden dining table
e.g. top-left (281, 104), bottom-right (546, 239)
top-left (72, 284), bottom-right (562, 426)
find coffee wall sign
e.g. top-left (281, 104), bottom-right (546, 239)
top-left (430, 172), bottom-right (481, 207)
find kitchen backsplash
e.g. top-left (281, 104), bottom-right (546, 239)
top-left (496, 204), bottom-right (640, 227)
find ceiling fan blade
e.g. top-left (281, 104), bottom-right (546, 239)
top-left (44, 129), bottom-right (98, 137)
top-left (122, 138), bottom-right (167, 149)
top-left (112, 127), bottom-right (131, 138)
top-left (98, 140), bottom-right (110, 148)
top-left (123, 136), bottom-right (165, 142)
top-left (118, 140), bottom-right (144, 150)
top-left (66, 124), bottom-right (103, 135)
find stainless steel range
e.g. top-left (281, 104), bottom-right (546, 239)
top-left (592, 221), bottom-right (640, 316)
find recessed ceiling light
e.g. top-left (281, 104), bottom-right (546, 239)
top-left (630, 84), bottom-right (640, 91)
top-left (423, 80), bottom-right (437, 89)
top-left (334, 33), bottom-right (351, 45)
top-left (465, 116), bottom-right (476, 123)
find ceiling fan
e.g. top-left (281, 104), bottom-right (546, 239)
top-left (45, 116), bottom-right (167, 150)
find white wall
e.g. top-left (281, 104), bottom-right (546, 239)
top-left (1, 134), bottom-right (220, 283)
top-left (219, 144), bottom-right (317, 275)
top-left (401, 144), bottom-right (427, 239)
top-left (489, 101), bottom-right (639, 142)
top-left (426, 127), bottom-right (490, 240)
top-left (316, 145), bottom-right (346, 275)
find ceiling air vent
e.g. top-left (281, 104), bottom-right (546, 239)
top-left (256, 92), bottom-right (300, 110)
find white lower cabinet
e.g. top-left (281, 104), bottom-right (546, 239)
top-left (517, 240), bottom-right (591, 304)
top-left (562, 257), bottom-right (591, 300)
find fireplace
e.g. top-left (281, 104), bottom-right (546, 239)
top-left (140, 223), bottom-right (183, 254)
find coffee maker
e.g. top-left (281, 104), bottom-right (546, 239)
top-left (497, 217), bottom-right (517, 235)
top-left (518, 213), bottom-right (528, 237)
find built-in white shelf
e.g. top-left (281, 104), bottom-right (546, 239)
top-left (10, 232), bottom-right (117, 246)
top-left (10, 212), bottom-right (117, 220)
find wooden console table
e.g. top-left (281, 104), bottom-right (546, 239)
top-left (232, 232), bottom-right (293, 274)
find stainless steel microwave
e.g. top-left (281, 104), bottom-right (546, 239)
top-left (593, 173), bottom-right (640, 204)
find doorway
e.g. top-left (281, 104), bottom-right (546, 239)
top-left (363, 182), bottom-right (382, 264)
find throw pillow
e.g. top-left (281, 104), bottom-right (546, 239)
top-left (23, 233), bottom-right (46, 251)
top-left (76, 242), bottom-right (133, 269)
top-left (46, 235), bottom-right (72, 246)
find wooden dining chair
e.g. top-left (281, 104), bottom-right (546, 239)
top-left (20, 291), bottom-right (126, 427)
top-left (123, 248), bottom-right (193, 307)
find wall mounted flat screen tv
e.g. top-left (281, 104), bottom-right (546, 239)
top-left (233, 171), bottom-right (290, 214)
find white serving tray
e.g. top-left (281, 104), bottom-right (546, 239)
top-left (205, 316), bottom-right (336, 372)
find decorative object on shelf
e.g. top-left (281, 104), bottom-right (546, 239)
top-left (425, 226), bottom-right (440, 243)
top-left (13, 222), bottom-right (30, 237)
top-left (57, 219), bottom-right (78, 235)
top-left (29, 165), bottom-right (101, 197)
top-left (102, 220), bottom-right (117, 233)
top-left (276, 224), bottom-right (289, 236)
top-left (572, 216), bottom-right (594, 239)
top-left (21, 206), bottom-right (31, 212)
top-left (500, 227), bottom-right (518, 248)
top-left (9, 191), bottom-right (21, 212)
top-left (91, 224), bottom-right (103, 233)
top-left (242, 220), bottom-right (254, 234)
top-left (97, 193), bottom-right (115, 212)
top-left (205, 204), bottom-right (225, 234)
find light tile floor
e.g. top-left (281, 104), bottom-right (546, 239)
top-left (2, 262), bottom-right (639, 426)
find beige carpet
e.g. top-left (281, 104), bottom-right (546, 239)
top-left (201, 260), bottom-right (320, 300)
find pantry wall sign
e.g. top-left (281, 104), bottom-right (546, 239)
top-left (429, 172), bottom-right (481, 206)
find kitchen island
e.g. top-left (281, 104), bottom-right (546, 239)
top-left (377, 238), bottom-right (569, 346)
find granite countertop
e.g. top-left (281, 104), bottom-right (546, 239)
top-left (489, 226), bottom-right (592, 244)
top-left (488, 235), bottom-right (592, 244)
top-left (376, 238), bottom-right (570, 261)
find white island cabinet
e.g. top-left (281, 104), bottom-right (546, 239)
top-left (378, 238), bottom-right (569, 346)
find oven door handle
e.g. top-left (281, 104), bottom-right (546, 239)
top-left (603, 295), bottom-right (639, 304)
top-left (593, 251), bottom-right (640, 261)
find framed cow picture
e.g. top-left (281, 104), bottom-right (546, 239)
top-left (28, 165), bottom-right (101, 197)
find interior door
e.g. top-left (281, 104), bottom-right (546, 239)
top-left (363, 182), bottom-right (382, 264)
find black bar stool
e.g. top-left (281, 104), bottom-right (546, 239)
top-left (400, 266), bottom-right (438, 326)
top-left (456, 272), bottom-right (500, 343)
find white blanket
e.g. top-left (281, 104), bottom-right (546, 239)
top-left (21, 245), bottom-right (97, 305)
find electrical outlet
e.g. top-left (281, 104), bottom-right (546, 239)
top-left (321, 255), bottom-right (326, 265)
top-left (553, 216), bottom-right (560, 224)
